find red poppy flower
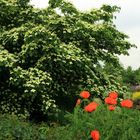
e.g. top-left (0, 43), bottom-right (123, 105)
top-left (75, 99), bottom-right (81, 106)
top-left (90, 130), bottom-right (100, 140)
top-left (80, 91), bottom-right (90, 99)
top-left (108, 105), bottom-right (116, 111)
top-left (84, 102), bottom-right (98, 112)
top-left (105, 97), bottom-right (117, 105)
top-left (120, 99), bottom-right (133, 108)
top-left (109, 91), bottom-right (118, 99)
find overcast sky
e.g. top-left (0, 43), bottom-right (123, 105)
top-left (30, 0), bottom-right (140, 69)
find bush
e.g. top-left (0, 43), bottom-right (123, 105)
top-left (0, 114), bottom-right (50, 140)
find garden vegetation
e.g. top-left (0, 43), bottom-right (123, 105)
top-left (0, 0), bottom-right (139, 139)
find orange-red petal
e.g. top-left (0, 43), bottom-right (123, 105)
top-left (108, 91), bottom-right (118, 99)
top-left (84, 102), bottom-right (98, 112)
top-left (105, 97), bottom-right (117, 105)
top-left (120, 99), bottom-right (133, 108)
top-left (80, 91), bottom-right (90, 99)
top-left (108, 105), bottom-right (116, 111)
top-left (91, 130), bottom-right (100, 140)
top-left (75, 99), bottom-right (81, 106)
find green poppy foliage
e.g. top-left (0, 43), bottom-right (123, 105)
top-left (0, 0), bottom-right (135, 118)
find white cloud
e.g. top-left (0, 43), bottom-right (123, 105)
top-left (30, 0), bottom-right (140, 69)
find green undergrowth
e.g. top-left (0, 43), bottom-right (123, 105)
top-left (0, 106), bottom-right (140, 140)
top-left (0, 114), bottom-right (48, 140)
top-left (47, 106), bottom-right (140, 140)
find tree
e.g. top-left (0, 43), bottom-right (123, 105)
top-left (0, 0), bottom-right (135, 119)
top-left (121, 66), bottom-right (140, 86)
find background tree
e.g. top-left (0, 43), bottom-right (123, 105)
top-left (0, 0), bottom-right (135, 120)
top-left (121, 66), bottom-right (140, 86)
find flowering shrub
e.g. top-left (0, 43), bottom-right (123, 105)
top-left (0, 0), bottom-right (133, 120)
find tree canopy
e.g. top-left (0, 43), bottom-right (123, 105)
top-left (0, 0), bottom-right (135, 119)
